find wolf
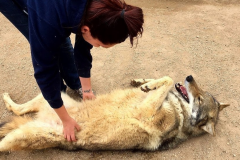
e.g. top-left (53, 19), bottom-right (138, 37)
top-left (0, 75), bottom-right (229, 151)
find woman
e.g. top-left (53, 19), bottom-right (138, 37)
top-left (0, 0), bottom-right (144, 142)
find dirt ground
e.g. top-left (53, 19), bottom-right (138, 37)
top-left (0, 0), bottom-right (240, 159)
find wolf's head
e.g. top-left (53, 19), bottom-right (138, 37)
top-left (176, 75), bottom-right (229, 136)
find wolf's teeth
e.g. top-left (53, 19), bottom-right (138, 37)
top-left (179, 82), bottom-right (182, 85)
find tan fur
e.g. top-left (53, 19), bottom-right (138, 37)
top-left (0, 116), bottom-right (31, 138)
top-left (0, 76), bottom-right (229, 151)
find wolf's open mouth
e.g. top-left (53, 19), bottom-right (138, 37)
top-left (175, 83), bottom-right (189, 103)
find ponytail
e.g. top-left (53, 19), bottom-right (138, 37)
top-left (81, 0), bottom-right (144, 46)
top-left (123, 2), bottom-right (144, 45)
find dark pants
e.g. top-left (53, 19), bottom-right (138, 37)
top-left (0, 0), bottom-right (81, 92)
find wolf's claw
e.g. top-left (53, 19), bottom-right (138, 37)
top-left (130, 80), bottom-right (142, 87)
top-left (141, 86), bottom-right (151, 92)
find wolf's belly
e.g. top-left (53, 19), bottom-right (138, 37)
top-left (74, 119), bottom-right (152, 150)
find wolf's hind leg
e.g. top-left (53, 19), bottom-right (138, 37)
top-left (131, 79), bottom-right (155, 87)
top-left (0, 122), bottom-right (64, 151)
top-left (2, 93), bottom-right (45, 116)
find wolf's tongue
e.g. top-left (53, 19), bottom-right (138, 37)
top-left (180, 86), bottom-right (187, 96)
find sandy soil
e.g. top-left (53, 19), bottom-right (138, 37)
top-left (0, 0), bottom-right (240, 159)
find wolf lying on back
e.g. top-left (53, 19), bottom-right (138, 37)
top-left (0, 75), bottom-right (229, 151)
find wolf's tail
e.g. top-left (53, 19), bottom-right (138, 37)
top-left (0, 116), bottom-right (32, 138)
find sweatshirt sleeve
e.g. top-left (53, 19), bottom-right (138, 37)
top-left (28, 7), bottom-right (65, 109)
top-left (74, 35), bottom-right (93, 78)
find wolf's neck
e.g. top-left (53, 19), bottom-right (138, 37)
top-left (169, 90), bottom-right (193, 133)
top-left (170, 90), bottom-right (192, 117)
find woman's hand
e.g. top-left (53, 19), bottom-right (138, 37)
top-left (82, 89), bottom-right (95, 100)
top-left (54, 106), bottom-right (80, 142)
top-left (80, 77), bottom-right (96, 100)
top-left (62, 116), bottom-right (81, 142)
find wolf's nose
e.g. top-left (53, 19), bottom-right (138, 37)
top-left (186, 75), bottom-right (193, 82)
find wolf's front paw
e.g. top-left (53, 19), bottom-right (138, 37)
top-left (131, 79), bottom-right (142, 87)
top-left (131, 79), bottom-right (154, 87)
top-left (2, 93), bottom-right (12, 110)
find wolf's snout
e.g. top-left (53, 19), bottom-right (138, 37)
top-left (186, 75), bottom-right (193, 82)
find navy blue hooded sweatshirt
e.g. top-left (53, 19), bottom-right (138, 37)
top-left (16, 0), bottom-right (92, 108)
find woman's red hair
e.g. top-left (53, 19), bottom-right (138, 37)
top-left (82, 0), bottom-right (144, 46)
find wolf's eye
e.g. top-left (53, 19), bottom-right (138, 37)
top-left (209, 117), bottom-right (213, 120)
top-left (198, 116), bottom-right (208, 126)
top-left (198, 97), bottom-right (202, 104)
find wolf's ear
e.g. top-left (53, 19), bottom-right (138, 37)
top-left (201, 122), bottom-right (215, 136)
top-left (219, 103), bottom-right (230, 111)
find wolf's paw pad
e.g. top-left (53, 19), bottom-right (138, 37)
top-left (2, 93), bottom-right (11, 110)
top-left (141, 85), bottom-right (156, 92)
top-left (130, 80), bottom-right (142, 87)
